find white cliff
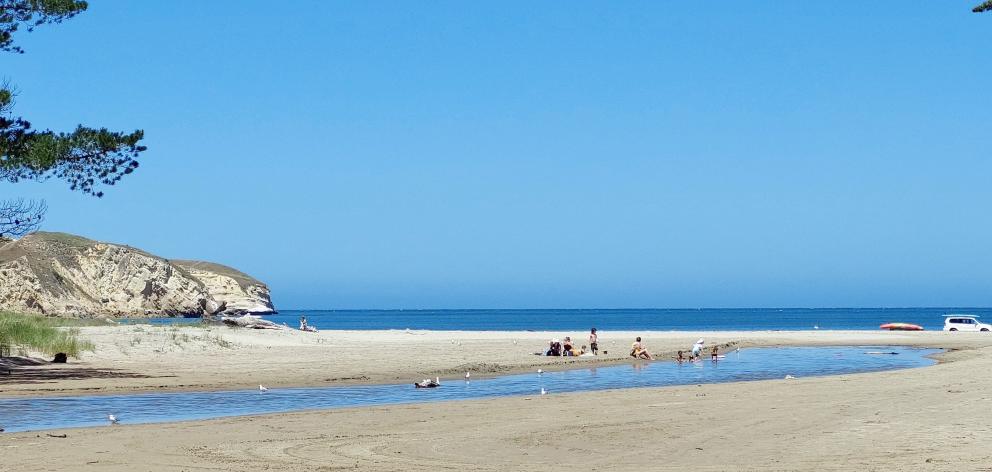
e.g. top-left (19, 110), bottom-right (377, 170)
top-left (0, 232), bottom-right (275, 317)
top-left (171, 260), bottom-right (275, 315)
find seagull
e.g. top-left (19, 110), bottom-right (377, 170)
top-left (784, 375), bottom-right (796, 380)
top-left (435, 376), bottom-right (440, 385)
top-left (465, 372), bottom-right (471, 380)
top-left (537, 369), bottom-right (543, 374)
top-left (108, 414), bottom-right (119, 425)
top-left (540, 388), bottom-right (547, 395)
top-left (259, 385), bottom-right (268, 392)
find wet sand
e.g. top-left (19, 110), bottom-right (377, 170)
top-left (3, 329), bottom-right (992, 471)
top-left (0, 326), bottom-right (975, 396)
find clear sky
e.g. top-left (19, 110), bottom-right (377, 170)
top-left (3, 1), bottom-right (990, 309)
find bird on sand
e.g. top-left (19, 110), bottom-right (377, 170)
top-left (537, 369), bottom-right (543, 374)
top-left (108, 414), bottom-right (119, 425)
top-left (465, 372), bottom-right (471, 380)
top-left (259, 385), bottom-right (269, 392)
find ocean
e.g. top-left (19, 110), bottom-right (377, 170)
top-left (143, 307), bottom-right (992, 331)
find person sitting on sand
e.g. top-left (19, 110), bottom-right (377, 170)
top-left (675, 350), bottom-right (685, 363)
top-left (630, 337), bottom-right (653, 360)
top-left (711, 345), bottom-right (719, 361)
top-left (563, 336), bottom-right (574, 356)
top-left (579, 345), bottom-right (594, 357)
top-left (547, 339), bottom-right (562, 356)
top-left (589, 328), bottom-right (599, 355)
top-left (299, 316), bottom-right (317, 332)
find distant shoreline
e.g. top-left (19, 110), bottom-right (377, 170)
top-left (134, 306), bottom-right (992, 332)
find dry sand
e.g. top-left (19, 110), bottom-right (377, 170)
top-left (0, 325), bottom-right (970, 396)
top-left (2, 327), bottom-right (992, 470)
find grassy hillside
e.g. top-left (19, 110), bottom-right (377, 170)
top-left (171, 260), bottom-right (267, 290)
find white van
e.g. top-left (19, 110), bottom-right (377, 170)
top-left (943, 315), bottom-right (992, 332)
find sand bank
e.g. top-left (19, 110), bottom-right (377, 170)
top-left (2, 326), bottom-right (985, 396)
top-left (2, 330), bottom-right (992, 471)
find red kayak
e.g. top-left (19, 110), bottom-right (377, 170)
top-left (880, 322), bottom-right (924, 331)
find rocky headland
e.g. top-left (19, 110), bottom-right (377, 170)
top-left (0, 232), bottom-right (274, 317)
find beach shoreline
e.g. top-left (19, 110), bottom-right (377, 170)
top-left (3, 334), bottom-right (992, 471)
top-left (2, 327), bottom-right (989, 398)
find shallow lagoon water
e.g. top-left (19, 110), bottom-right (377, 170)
top-left (0, 346), bottom-right (938, 433)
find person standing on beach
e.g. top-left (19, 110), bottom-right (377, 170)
top-left (589, 328), bottom-right (598, 355)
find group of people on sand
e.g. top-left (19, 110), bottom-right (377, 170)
top-left (546, 328), bottom-right (599, 357)
top-left (674, 339), bottom-right (720, 363)
top-left (632, 337), bottom-right (721, 362)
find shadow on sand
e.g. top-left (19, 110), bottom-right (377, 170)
top-left (0, 357), bottom-right (156, 385)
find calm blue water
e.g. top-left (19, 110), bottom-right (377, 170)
top-left (0, 346), bottom-right (937, 433)
top-left (134, 307), bottom-right (991, 331)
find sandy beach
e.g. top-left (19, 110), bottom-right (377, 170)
top-left (3, 327), bottom-right (992, 470)
top-left (0, 325), bottom-right (981, 396)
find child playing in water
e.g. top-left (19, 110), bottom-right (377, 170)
top-left (589, 328), bottom-right (598, 355)
top-left (711, 345), bottom-right (719, 361)
top-left (675, 350), bottom-right (685, 363)
top-left (691, 339), bottom-right (704, 360)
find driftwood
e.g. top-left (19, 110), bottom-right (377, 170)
top-left (219, 314), bottom-right (282, 330)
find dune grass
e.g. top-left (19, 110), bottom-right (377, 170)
top-left (0, 312), bottom-right (96, 359)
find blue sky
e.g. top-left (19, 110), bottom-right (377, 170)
top-left (3, 1), bottom-right (990, 309)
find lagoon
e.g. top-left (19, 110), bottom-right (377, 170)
top-left (0, 346), bottom-right (938, 433)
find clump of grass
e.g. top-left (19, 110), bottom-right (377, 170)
top-left (170, 331), bottom-right (191, 345)
top-left (0, 312), bottom-right (96, 359)
top-left (206, 333), bottom-right (232, 349)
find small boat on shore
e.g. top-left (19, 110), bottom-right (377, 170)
top-left (879, 322), bottom-right (924, 331)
